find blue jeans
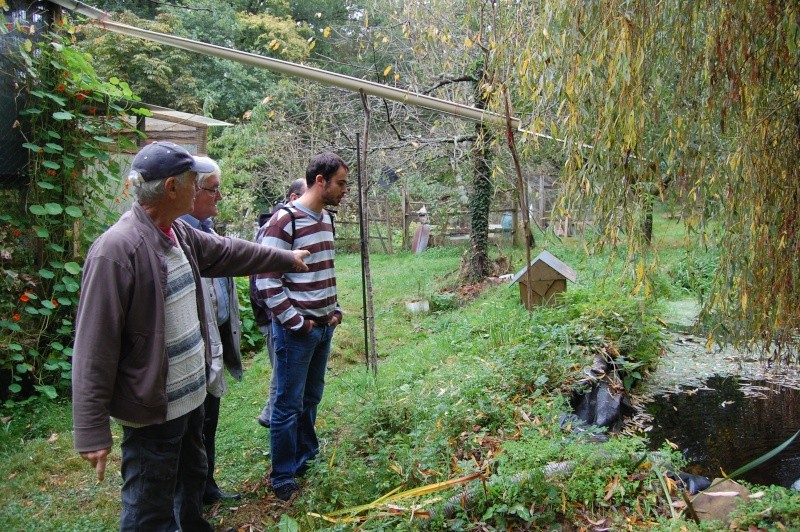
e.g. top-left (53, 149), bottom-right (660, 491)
top-left (269, 322), bottom-right (335, 490)
top-left (258, 323), bottom-right (277, 424)
top-left (120, 404), bottom-right (212, 531)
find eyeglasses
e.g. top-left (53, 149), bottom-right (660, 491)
top-left (199, 186), bottom-right (221, 196)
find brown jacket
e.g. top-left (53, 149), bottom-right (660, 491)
top-left (72, 202), bottom-right (296, 452)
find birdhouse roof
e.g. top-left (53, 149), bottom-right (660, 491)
top-left (511, 250), bottom-right (577, 284)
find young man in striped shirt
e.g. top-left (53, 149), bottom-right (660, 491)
top-left (254, 152), bottom-right (348, 502)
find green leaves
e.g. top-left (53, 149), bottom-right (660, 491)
top-left (3, 25), bottom-right (138, 404)
top-left (52, 110), bottom-right (75, 120)
top-left (64, 262), bottom-right (82, 275)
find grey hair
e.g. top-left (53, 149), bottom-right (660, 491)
top-left (194, 156), bottom-right (221, 187)
top-left (135, 170), bottom-right (196, 204)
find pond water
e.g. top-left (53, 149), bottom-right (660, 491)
top-left (645, 375), bottom-right (800, 488)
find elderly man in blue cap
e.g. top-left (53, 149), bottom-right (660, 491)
top-left (71, 141), bottom-right (309, 531)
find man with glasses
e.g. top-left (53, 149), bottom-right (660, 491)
top-left (179, 157), bottom-right (242, 505)
top-left (71, 142), bottom-right (310, 530)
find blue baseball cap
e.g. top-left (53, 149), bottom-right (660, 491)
top-left (130, 141), bottom-right (215, 182)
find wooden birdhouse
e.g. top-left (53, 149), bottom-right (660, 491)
top-left (511, 250), bottom-right (576, 308)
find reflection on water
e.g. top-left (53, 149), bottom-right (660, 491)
top-left (646, 375), bottom-right (800, 487)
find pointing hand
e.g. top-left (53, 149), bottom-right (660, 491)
top-left (291, 250), bottom-right (310, 272)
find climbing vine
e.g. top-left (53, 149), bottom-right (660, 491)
top-left (0, 17), bottom-right (145, 403)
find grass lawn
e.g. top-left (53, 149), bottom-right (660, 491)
top-left (2, 210), bottom-right (797, 530)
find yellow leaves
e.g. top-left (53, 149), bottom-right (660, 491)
top-left (23, 39), bottom-right (32, 53)
top-left (465, 36), bottom-right (473, 48)
top-left (603, 475), bottom-right (620, 501)
top-left (311, 473), bottom-right (483, 524)
top-left (323, 26), bottom-right (331, 38)
top-left (705, 335), bottom-right (715, 351)
top-left (268, 39), bottom-right (281, 51)
top-left (308, 38), bottom-right (316, 51)
top-left (633, 261), bottom-right (645, 296)
top-left (383, 65), bottom-right (392, 77)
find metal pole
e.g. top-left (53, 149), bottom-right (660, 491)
top-left (356, 132), bottom-right (370, 372)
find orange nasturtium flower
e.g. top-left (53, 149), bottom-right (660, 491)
top-left (51, 299), bottom-right (58, 308)
top-left (19, 293), bottom-right (30, 302)
top-left (13, 313), bottom-right (21, 321)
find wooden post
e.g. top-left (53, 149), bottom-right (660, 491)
top-left (358, 92), bottom-right (378, 376)
top-left (401, 185), bottom-right (409, 250)
top-left (539, 173), bottom-right (545, 229)
top-left (385, 195), bottom-right (393, 254)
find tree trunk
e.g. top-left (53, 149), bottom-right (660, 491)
top-left (465, 65), bottom-right (493, 283)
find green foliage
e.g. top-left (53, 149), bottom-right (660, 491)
top-left (429, 291), bottom-right (458, 311)
top-left (490, 0), bottom-right (800, 356)
top-left (75, 4), bottom-right (314, 122)
top-left (235, 11), bottom-right (312, 61)
top-left (494, 423), bottom-right (676, 527)
top-left (667, 250), bottom-right (718, 298)
top-left (1, 21), bottom-right (141, 404)
top-left (234, 277), bottom-right (264, 353)
top-left (726, 484), bottom-right (800, 531)
top-left (77, 12), bottom-right (204, 114)
top-left (0, 245), bottom-right (717, 529)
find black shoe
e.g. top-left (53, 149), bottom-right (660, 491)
top-left (273, 482), bottom-right (298, 502)
top-left (203, 489), bottom-right (241, 505)
top-left (257, 415), bottom-right (270, 429)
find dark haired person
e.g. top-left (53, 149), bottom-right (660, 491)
top-left (252, 178), bottom-right (308, 430)
top-left (71, 142), bottom-right (309, 530)
top-left (253, 152), bottom-right (348, 501)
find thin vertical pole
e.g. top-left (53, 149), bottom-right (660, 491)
top-left (356, 132), bottom-right (370, 372)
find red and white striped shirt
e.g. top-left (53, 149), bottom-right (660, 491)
top-left (254, 204), bottom-right (341, 333)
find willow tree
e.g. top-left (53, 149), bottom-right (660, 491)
top-left (488, 0), bottom-right (800, 358)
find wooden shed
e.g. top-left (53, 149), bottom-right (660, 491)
top-left (511, 250), bottom-right (577, 308)
top-left (130, 103), bottom-right (231, 155)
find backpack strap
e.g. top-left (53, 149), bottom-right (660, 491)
top-left (324, 208), bottom-right (336, 238)
top-left (279, 205), bottom-right (297, 247)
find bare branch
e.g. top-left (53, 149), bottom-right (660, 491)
top-left (423, 75), bottom-right (476, 95)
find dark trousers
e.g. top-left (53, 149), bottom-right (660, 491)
top-left (202, 393), bottom-right (221, 495)
top-left (120, 404), bottom-right (212, 532)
